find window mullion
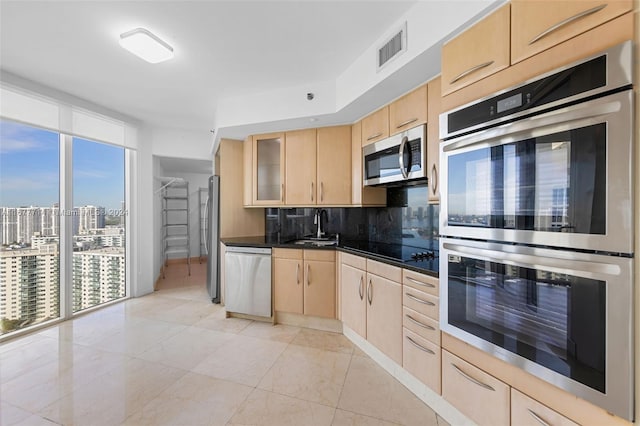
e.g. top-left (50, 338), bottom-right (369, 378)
top-left (59, 134), bottom-right (73, 319)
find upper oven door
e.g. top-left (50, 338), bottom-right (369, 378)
top-left (364, 125), bottom-right (426, 186)
top-left (440, 89), bottom-right (633, 254)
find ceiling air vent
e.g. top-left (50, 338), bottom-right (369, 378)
top-left (377, 22), bottom-right (407, 72)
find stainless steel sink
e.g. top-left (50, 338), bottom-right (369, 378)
top-left (292, 239), bottom-right (337, 247)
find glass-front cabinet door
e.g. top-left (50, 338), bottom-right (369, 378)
top-left (252, 133), bottom-right (284, 205)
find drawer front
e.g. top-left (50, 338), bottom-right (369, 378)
top-left (511, 389), bottom-right (579, 426)
top-left (304, 249), bottom-right (335, 262)
top-left (403, 328), bottom-right (441, 394)
top-left (442, 350), bottom-right (510, 426)
top-left (403, 306), bottom-right (440, 345)
top-left (366, 259), bottom-right (402, 282)
top-left (273, 248), bottom-right (303, 260)
top-left (403, 286), bottom-right (438, 319)
top-left (403, 269), bottom-right (439, 296)
top-left (340, 252), bottom-right (366, 270)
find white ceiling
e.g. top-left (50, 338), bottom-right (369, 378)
top-left (0, 0), bottom-right (419, 133)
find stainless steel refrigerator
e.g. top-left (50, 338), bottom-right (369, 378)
top-left (205, 175), bottom-right (221, 303)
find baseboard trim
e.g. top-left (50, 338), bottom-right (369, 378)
top-left (342, 326), bottom-right (475, 426)
top-left (275, 312), bottom-right (343, 333)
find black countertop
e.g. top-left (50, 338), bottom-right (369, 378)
top-left (220, 236), bottom-right (439, 277)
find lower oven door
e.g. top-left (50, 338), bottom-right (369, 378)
top-left (439, 237), bottom-right (633, 421)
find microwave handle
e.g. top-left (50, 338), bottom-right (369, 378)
top-left (398, 135), bottom-right (409, 179)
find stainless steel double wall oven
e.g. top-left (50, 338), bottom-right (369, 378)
top-left (439, 41), bottom-right (634, 420)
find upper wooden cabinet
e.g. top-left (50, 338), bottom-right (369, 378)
top-left (351, 122), bottom-right (386, 206)
top-left (252, 132), bottom-right (285, 205)
top-left (511, 0), bottom-right (632, 64)
top-left (441, 3), bottom-right (511, 96)
top-left (243, 136), bottom-right (253, 208)
top-left (389, 84), bottom-right (428, 136)
top-left (317, 126), bottom-right (351, 205)
top-left (285, 129), bottom-right (317, 205)
top-left (361, 106), bottom-right (389, 146)
top-left (426, 77), bottom-right (441, 204)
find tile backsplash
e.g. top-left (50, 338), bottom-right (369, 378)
top-left (266, 185), bottom-right (439, 250)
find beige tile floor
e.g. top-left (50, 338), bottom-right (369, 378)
top-left (0, 262), bottom-right (450, 426)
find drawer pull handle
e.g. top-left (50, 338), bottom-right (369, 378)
top-left (451, 363), bottom-right (495, 391)
top-left (366, 132), bottom-right (383, 141)
top-left (358, 276), bottom-right (364, 300)
top-left (407, 276), bottom-right (436, 288)
top-left (450, 61), bottom-right (494, 84)
top-left (528, 409), bottom-right (551, 426)
top-left (396, 118), bottom-right (418, 129)
top-left (406, 336), bottom-right (435, 355)
top-left (406, 314), bottom-right (435, 330)
top-left (405, 293), bottom-right (435, 306)
top-left (529, 4), bottom-right (607, 45)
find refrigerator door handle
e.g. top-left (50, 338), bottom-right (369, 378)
top-left (203, 195), bottom-right (210, 255)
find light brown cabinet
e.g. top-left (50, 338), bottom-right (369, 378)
top-left (317, 126), bottom-right (352, 205)
top-left (389, 84), bottom-right (427, 136)
top-left (243, 136), bottom-right (253, 207)
top-left (441, 3), bottom-right (511, 96)
top-left (511, 0), bottom-right (632, 64)
top-left (350, 122), bottom-right (386, 206)
top-left (273, 248), bottom-right (335, 319)
top-left (361, 106), bottom-right (389, 146)
top-left (511, 389), bottom-right (579, 426)
top-left (426, 77), bottom-right (441, 203)
top-left (403, 328), bottom-right (441, 394)
top-left (340, 258), bottom-right (367, 338)
top-left (252, 132), bottom-right (285, 205)
top-left (442, 350), bottom-right (510, 426)
top-left (284, 129), bottom-right (317, 205)
top-left (366, 259), bottom-right (402, 365)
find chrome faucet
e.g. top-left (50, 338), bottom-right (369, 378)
top-left (314, 209), bottom-right (328, 238)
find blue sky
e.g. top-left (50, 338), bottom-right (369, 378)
top-left (0, 120), bottom-right (124, 210)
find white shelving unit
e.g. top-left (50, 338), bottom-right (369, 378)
top-left (161, 179), bottom-right (190, 277)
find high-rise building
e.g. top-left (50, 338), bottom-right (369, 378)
top-left (0, 244), bottom-right (60, 332)
top-left (16, 206), bottom-right (42, 244)
top-left (0, 207), bottom-right (18, 245)
top-left (40, 205), bottom-right (59, 237)
top-left (72, 247), bottom-right (125, 312)
top-left (77, 206), bottom-right (105, 234)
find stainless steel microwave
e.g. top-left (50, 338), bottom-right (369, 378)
top-left (363, 124), bottom-right (426, 186)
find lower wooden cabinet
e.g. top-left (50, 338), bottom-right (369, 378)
top-left (403, 328), bottom-right (441, 393)
top-left (340, 262), bottom-right (366, 338)
top-left (442, 350), bottom-right (510, 426)
top-left (273, 248), bottom-right (335, 319)
top-left (511, 389), bottom-right (579, 426)
top-left (366, 270), bottom-right (402, 364)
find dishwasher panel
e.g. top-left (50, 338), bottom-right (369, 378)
top-left (225, 246), bottom-right (272, 317)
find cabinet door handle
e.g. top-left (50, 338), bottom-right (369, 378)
top-left (451, 363), bottom-right (495, 391)
top-left (320, 182), bottom-right (324, 202)
top-left (281, 183), bottom-right (284, 202)
top-left (529, 4), bottom-right (607, 45)
top-left (296, 263), bottom-right (300, 285)
top-left (405, 314), bottom-right (435, 330)
top-left (528, 409), bottom-right (551, 426)
top-left (396, 118), bottom-right (418, 129)
top-left (431, 163), bottom-right (438, 195)
top-left (311, 182), bottom-right (314, 202)
top-left (306, 264), bottom-right (310, 286)
top-left (406, 336), bottom-right (435, 355)
top-left (358, 275), bottom-right (364, 300)
top-left (450, 61), bottom-right (494, 85)
top-left (406, 276), bottom-right (435, 288)
top-left (366, 132), bottom-right (383, 141)
top-left (405, 292), bottom-right (435, 306)
top-left (367, 279), bottom-right (373, 305)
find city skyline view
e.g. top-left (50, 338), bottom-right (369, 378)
top-left (0, 120), bottom-right (125, 211)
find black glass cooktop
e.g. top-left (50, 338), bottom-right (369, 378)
top-left (341, 240), bottom-right (439, 273)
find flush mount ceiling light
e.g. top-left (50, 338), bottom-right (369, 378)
top-left (119, 28), bottom-right (173, 64)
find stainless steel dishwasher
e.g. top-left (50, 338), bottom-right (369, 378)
top-left (224, 246), bottom-right (272, 317)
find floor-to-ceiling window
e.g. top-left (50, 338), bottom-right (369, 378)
top-left (72, 137), bottom-right (126, 313)
top-left (0, 119), bottom-right (129, 337)
top-left (0, 120), bottom-right (60, 335)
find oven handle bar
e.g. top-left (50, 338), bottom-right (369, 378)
top-left (442, 95), bottom-right (621, 153)
top-left (443, 242), bottom-right (621, 277)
